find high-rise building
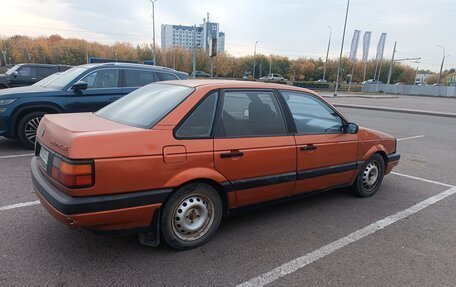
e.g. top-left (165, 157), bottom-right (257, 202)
top-left (161, 16), bottom-right (225, 53)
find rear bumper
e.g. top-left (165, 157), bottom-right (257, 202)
top-left (31, 157), bottom-right (171, 232)
top-left (386, 152), bottom-right (400, 174)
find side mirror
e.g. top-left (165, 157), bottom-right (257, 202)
top-left (12, 71), bottom-right (18, 77)
top-left (243, 109), bottom-right (249, 117)
top-left (345, 123), bottom-right (359, 134)
top-left (70, 81), bottom-right (88, 91)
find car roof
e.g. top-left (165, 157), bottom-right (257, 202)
top-left (78, 62), bottom-right (186, 74)
top-left (159, 79), bottom-right (318, 94)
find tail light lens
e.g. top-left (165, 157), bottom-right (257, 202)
top-left (50, 155), bottom-right (94, 188)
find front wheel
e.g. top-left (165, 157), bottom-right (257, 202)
top-left (17, 111), bottom-right (46, 149)
top-left (353, 154), bottom-right (385, 197)
top-left (161, 183), bottom-right (223, 250)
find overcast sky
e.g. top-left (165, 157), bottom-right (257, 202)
top-left (1, 0), bottom-right (454, 71)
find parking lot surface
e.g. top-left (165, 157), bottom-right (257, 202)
top-left (1, 107), bottom-right (455, 286)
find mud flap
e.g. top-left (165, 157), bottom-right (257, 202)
top-left (138, 209), bottom-right (161, 246)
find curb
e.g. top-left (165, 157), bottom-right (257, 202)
top-left (333, 104), bottom-right (456, 118)
top-left (322, 95), bottom-right (399, 99)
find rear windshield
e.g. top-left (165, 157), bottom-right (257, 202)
top-left (96, 83), bottom-right (194, 128)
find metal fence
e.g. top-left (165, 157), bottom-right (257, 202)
top-left (362, 84), bottom-right (456, 97)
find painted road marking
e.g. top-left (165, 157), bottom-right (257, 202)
top-left (391, 172), bottom-right (453, 188)
top-left (397, 135), bottom-right (425, 141)
top-left (0, 200), bottom-right (40, 211)
top-left (0, 153), bottom-right (34, 160)
top-left (238, 177), bottom-right (455, 287)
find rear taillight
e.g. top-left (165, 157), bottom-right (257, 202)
top-left (50, 155), bottom-right (94, 188)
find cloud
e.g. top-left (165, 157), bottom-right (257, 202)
top-left (0, 0), bottom-right (454, 71)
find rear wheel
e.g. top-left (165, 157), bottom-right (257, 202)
top-left (17, 111), bottom-right (46, 149)
top-left (161, 183), bottom-right (222, 250)
top-left (353, 153), bottom-right (385, 197)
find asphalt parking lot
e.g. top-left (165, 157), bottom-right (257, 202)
top-left (1, 103), bottom-right (456, 286)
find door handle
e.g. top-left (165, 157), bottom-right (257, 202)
top-left (300, 145), bottom-right (317, 151)
top-left (220, 150), bottom-right (244, 158)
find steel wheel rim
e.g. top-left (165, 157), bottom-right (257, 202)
top-left (172, 193), bottom-right (215, 241)
top-left (362, 161), bottom-right (380, 191)
top-left (24, 117), bottom-right (42, 143)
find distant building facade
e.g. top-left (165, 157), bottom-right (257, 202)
top-left (161, 16), bottom-right (225, 53)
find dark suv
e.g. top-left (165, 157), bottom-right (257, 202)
top-left (0, 62), bottom-right (188, 148)
top-left (0, 63), bottom-right (72, 89)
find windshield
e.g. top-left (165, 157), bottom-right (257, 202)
top-left (96, 83), bottom-right (194, 128)
top-left (32, 73), bottom-right (61, 87)
top-left (44, 66), bottom-right (88, 89)
top-left (5, 65), bottom-right (21, 75)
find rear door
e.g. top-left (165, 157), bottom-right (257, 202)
top-left (213, 90), bottom-right (296, 207)
top-left (122, 68), bottom-right (158, 95)
top-left (66, 68), bottom-right (123, 112)
top-left (280, 90), bottom-right (359, 194)
top-left (37, 66), bottom-right (58, 80)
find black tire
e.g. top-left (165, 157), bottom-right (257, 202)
top-left (352, 153), bottom-right (385, 197)
top-left (161, 183), bottom-right (223, 250)
top-left (17, 111), bottom-right (46, 149)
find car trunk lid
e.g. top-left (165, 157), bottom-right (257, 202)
top-left (37, 113), bottom-right (162, 159)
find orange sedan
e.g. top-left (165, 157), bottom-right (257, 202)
top-left (31, 80), bottom-right (400, 250)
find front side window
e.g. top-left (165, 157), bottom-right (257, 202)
top-left (17, 66), bottom-right (35, 77)
top-left (281, 91), bottom-right (344, 134)
top-left (81, 69), bottom-right (119, 89)
top-left (175, 92), bottom-right (218, 138)
top-left (125, 69), bottom-right (156, 87)
top-left (217, 91), bottom-right (287, 137)
top-left (96, 83), bottom-right (194, 128)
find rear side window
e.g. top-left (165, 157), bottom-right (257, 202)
top-left (125, 69), bottom-right (156, 87)
top-left (281, 91), bottom-right (344, 134)
top-left (96, 83), bottom-right (194, 128)
top-left (175, 92), bottom-right (218, 138)
top-left (217, 91), bottom-right (287, 137)
top-left (157, 72), bottom-right (179, 81)
top-left (38, 67), bottom-right (58, 78)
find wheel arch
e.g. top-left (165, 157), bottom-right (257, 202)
top-left (162, 168), bottom-right (234, 216)
top-left (361, 144), bottom-right (389, 163)
top-left (12, 104), bottom-right (63, 137)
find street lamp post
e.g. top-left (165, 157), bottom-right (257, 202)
top-left (437, 45), bottom-right (446, 85)
top-left (253, 41), bottom-right (258, 79)
top-left (323, 26), bottom-right (331, 82)
top-left (150, 0), bottom-right (157, 65)
top-left (334, 0), bottom-right (350, 96)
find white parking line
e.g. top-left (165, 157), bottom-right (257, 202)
top-left (0, 200), bottom-right (40, 211)
top-left (237, 177), bottom-right (455, 287)
top-left (391, 172), bottom-right (454, 188)
top-left (397, 135), bottom-right (425, 141)
top-left (0, 153), bottom-right (34, 159)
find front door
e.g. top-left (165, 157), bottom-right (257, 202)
top-left (214, 90), bottom-right (296, 207)
top-left (11, 65), bottom-right (37, 87)
top-left (66, 68), bottom-right (124, 112)
top-left (280, 90), bottom-right (359, 194)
